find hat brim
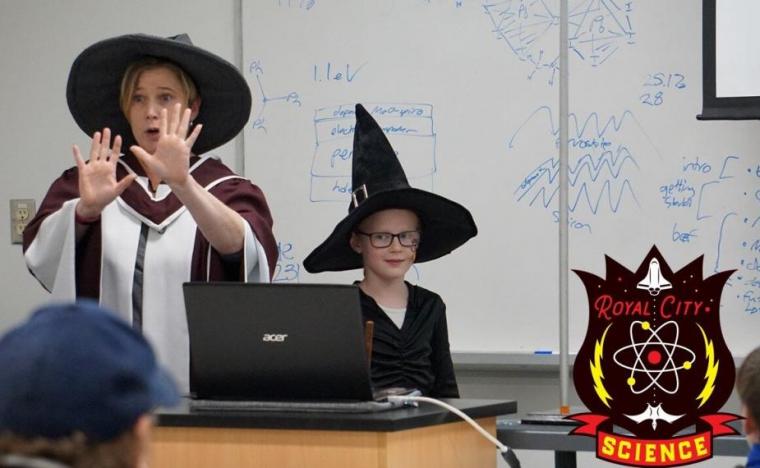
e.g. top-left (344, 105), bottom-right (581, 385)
top-left (303, 188), bottom-right (477, 273)
top-left (66, 34), bottom-right (251, 155)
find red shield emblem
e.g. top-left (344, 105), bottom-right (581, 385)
top-left (570, 247), bottom-right (739, 466)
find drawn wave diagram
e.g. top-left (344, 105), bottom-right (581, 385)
top-left (511, 106), bottom-right (644, 215)
top-left (515, 148), bottom-right (640, 214)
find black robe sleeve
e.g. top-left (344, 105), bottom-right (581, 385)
top-left (427, 297), bottom-right (459, 398)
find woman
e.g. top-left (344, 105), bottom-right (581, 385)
top-left (22, 34), bottom-right (277, 392)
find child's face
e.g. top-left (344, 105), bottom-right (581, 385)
top-left (350, 209), bottom-right (420, 283)
top-left (126, 66), bottom-right (199, 154)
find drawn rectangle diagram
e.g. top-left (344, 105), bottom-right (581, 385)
top-left (310, 103), bottom-right (436, 202)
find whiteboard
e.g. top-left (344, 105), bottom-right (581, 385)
top-left (241, 0), bottom-right (760, 356)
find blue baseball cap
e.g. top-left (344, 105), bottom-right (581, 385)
top-left (0, 301), bottom-right (179, 441)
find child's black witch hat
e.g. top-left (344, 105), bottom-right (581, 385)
top-left (303, 104), bottom-right (477, 273)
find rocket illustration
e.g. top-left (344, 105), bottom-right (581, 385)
top-left (636, 258), bottom-right (672, 296)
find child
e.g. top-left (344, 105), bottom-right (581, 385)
top-left (304, 104), bottom-right (477, 397)
top-left (0, 301), bottom-right (178, 468)
top-left (737, 345), bottom-right (760, 467)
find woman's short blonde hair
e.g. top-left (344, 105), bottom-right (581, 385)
top-left (119, 57), bottom-right (199, 116)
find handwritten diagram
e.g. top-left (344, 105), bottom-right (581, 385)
top-left (247, 59), bottom-right (302, 134)
top-left (310, 103), bottom-right (437, 202)
top-left (511, 106), bottom-right (647, 221)
top-left (482, 0), bottom-right (635, 85)
top-left (515, 149), bottom-right (639, 214)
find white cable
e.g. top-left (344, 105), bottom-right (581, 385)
top-left (387, 395), bottom-right (509, 453)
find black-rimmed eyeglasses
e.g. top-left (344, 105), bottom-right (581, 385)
top-left (355, 230), bottom-right (421, 248)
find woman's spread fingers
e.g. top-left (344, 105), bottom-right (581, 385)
top-left (114, 173), bottom-right (137, 194)
top-left (100, 128), bottom-right (111, 159)
top-left (72, 144), bottom-right (85, 169)
top-left (185, 124), bottom-right (202, 150)
top-left (130, 145), bottom-right (149, 162)
top-left (170, 102), bottom-right (182, 134)
top-left (90, 131), bottom-right (101, 160)
top-left (159, 108), bottom-right (168, 136)
top-left (111, 135), bottom-right (122, 162)
top-left (177, 107), bottom-right (191, 138)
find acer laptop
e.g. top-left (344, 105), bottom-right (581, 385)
top-left (182, 282), bottom-right (416, 412)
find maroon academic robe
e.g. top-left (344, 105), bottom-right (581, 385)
top-left (23, 154), bottom-right (277, 392)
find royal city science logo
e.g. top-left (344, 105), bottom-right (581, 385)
top-left (570, 246), bottom-right (740, 467)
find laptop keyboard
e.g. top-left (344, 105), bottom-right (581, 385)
top-left (189, 398), bottom-right (397, 413)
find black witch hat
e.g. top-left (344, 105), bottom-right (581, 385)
top-left (303, 104), bottom-right (477, 273)
top-left (66, 33), bottom-right (251, 155)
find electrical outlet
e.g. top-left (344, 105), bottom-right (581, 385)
top-left (10, 199), bottom-right (36, 244)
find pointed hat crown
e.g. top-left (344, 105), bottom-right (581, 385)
top-left (303, 104), bottom-right (477, 273)
top-left (350, 104), bottom-right (410, 202)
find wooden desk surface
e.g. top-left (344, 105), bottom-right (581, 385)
top-left (151, 399), bottom-right (517, 468)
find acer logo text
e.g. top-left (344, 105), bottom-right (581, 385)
top-left (262, 333), bottom-right (288, 342)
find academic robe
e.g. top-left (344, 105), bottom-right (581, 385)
top-left (358, 282), bottom-right (459, 398)
top-left (23, 154), bottom-right (277, 393)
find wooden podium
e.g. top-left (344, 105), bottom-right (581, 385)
top-left (152, 399), bottom-right (516, 468)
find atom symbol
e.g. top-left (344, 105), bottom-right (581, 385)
top-left (612, 320), bottom-right (696, 395)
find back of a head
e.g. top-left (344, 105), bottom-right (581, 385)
top-left (737, 346), bottom-right (760, 427)
top-left (0, 301), bottom-right (179, 467)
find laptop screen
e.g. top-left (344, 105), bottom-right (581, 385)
top-left (183, 282), bottom-right (374, 402)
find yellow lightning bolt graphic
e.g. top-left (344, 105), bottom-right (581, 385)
top-left (696, 324), bottom-right (718, 408)
top-left (590, 324), bottom-right (612, 408)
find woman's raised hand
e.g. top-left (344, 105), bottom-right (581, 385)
top-left (130, 103), bottom-right (202, 189)
top-left (73, 128), bottom-right (136, 219)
